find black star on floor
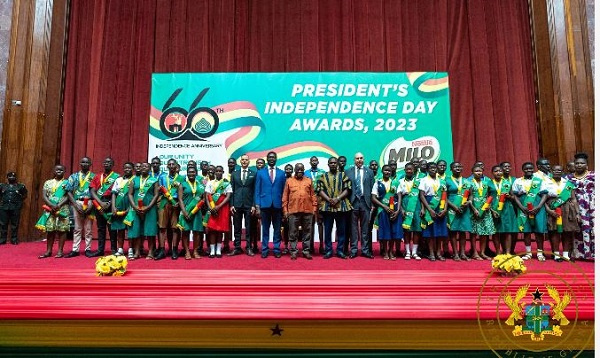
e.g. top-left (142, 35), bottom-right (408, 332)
top-left (270, 323), bottom-right (284, 336)
top-left (532, 287), bottom-right (543, 300)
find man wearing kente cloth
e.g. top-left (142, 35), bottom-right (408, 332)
top-left (36, 165), bottom-right (69, 258)
top-left (304, 156), bottom-right (326, 255)
top-left (156, 158), bottom-right (183, 260)
top-left (126, 162), bottom-right (159, 259)
top-left (90, 157), bottom-right (119, 257)
top-left (317, 157), bottom-right (352, 259)
top-left (0, 171), bottom-right (27, 245)
top-left (65, 157), bottom-right (96, 258)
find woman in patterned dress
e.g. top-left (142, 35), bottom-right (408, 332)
top-left (567, 153), bottom-right (594, 260)
top-left (469, 165), bottom-right (496, 260)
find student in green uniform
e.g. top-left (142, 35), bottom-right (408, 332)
top-left (512, 162), bottom-right (549, 261)
top-left (469, 164), bottom-right (496, 260)
top-left (36, 165), bottom-right (68, 258)
top-left (126, 162), bottom-right (159, 259)
top-left (177, 166), bottom-right (206, 260)
top-left (111, 162), bottom-right (134, 257)
top-left (490, 164), bottom-right (517, 255)
top-left (399, 162), bottom-right (422, 260)
top-left (445, 162), bottom-right (472, 261)
top-left (545, 164), bottom-right (580, 262)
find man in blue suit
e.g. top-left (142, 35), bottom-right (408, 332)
top-left (345, 152), bottom-right (376, 258)
top-left (254, 151), bottom-right (286, 258)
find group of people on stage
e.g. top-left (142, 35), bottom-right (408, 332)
top-left (36, 150), bottom-right (594, 263)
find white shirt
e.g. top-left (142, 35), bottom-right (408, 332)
top-left (205, 179), bottom-right (232, 194)
top-left (512, 177), bottom-right (549, 196)
top-left (354, 166), bottom-right (365, 195)
top-left (418, 176), bottom-right (443, 196)
top-left (544, 177), bottom-right (567, 198)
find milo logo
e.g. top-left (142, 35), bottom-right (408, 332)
top-left (380, 136), bottom-right (441, 168)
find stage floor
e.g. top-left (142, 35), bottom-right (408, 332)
top-left (0, 241), bottom-right (594, 321)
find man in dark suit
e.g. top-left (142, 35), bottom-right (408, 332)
top-left (254, 151), bottom-right (286, 258)
top-left (229, 154), bottom-right (256, 256)
top-left (345, 152), bottom-right (375, 258)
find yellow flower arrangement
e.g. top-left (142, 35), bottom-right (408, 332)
top-left (95, 255), bottom-right (128, 276)
top-left (492, 254), bottom-right (527, 274)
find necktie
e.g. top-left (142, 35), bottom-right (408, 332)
top-left (356, 168), bottom-right (362, 197)
top-left (242, 170), bottom-right (247, 184)
top-left (269, 167), bottom-right (274, 183)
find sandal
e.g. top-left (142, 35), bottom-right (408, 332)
top-left (452, 254), bottom-right (460, 262)
top-left (55, 252), bottom-right (64, 258)
top-left (459, 253), bottom-right (471, 261)
top-left (427, 255), bottom-right (436, 262)
top-left (481, 254), bottom-right (492, 261)
top-left (436, 254), bottom-right (446, 261)
top-left (389, 254), bottom-right (397, 261)
top-left (472, 254), bottom-right (484, 261)
top-left (412, 254), bottom-right (421, 261)
top-left (38, 252), bottom-right (51, 259)
top-left (185, 251), bottom-right (192, 260)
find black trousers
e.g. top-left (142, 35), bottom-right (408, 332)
top-left (96, 200), bottom-right (117, 253)
top-left (233, 207), bottom-right (253, 250)
top-left (0, 208), bottom-right (21, 244)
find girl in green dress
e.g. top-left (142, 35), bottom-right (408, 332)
top-left (445, 162), bottom-right (472, 261)
top-left (512, 162), bottom-right (549, 261)
top-left (111, 162), bottom-right (134, 257)
top-left (127, 163), bottom-right (159, 259)
top-left (399, 163), bottom-right (422, 260)
top-left (469, 165), bottom-right (496, 260)
top-left (177, 166), bottom-right (206, 260)
top-left (490, 163), bottom-right (518, 255)
top-left (37, 165), bottom-right (70, 258)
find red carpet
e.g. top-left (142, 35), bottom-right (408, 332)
top-left (0, 241), bottom-right (594, 321)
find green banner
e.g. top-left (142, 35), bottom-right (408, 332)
top-left (149, 72), bottom-right (453, 171)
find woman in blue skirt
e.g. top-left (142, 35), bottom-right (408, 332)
top-left (419, 162), bottom-right (448, 261)
top-left (371, 165), bottom-right (403, 260)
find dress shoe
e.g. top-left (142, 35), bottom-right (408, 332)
top-left (303, 253), bottom-right (313, 260)
top-left (261, 252), bottom-right (268, 259)
top-left (227, 249), bottom-right (243, 256)
top-left (291, 253), bottom-right (297, 260)
top-left (85, 250), bottom-right (94, 258)
top-left (10, 240), bottom-right (18, 245)
top-left (253, 247), bottom-right (259, 254)
top-left (361, 253), bottom-right (375, 259)
top-left (89, 251), bottom-right (103, 258)
top-left (154, 248), bottom-right (166, 260)
top-left (65, 251), bottom-right (79, 258)
top-left (319, 246), bottom-right (324, 255)
top-left (336, 253), bottom-right (348, 259)
top-left (222, 245), bottom-right (231, 253)
top-left (349, 254), bottom-right (357, 259)
top-left (246, 249), bottom-right (255, 257)
top-left (274, 252), bottom-right (282, 258)
top-left (323, 253), bottom-right (333, 259)
top-left (282, 248), bottom-right (289, 255)
top-left (171, 250), bottom-right (178, 260)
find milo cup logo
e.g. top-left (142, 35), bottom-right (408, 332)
top-left (380, 136), bottom-right (441, 168)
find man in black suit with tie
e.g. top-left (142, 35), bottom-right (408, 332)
top-left (229, 154), bottom-right (256, 256)
top-left (345, 152), bottom-right (376, 258)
